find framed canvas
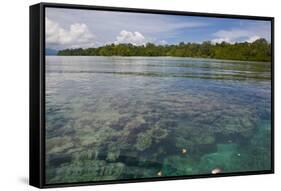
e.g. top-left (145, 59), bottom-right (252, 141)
top-left (29, 2), bottom-right (274, 188)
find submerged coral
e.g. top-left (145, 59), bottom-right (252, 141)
top-left (135, 125), bottom-right (169, 151)
top-left (45, 57), bottom-right (271, 183)
top-left (174, 123), bottom-right (216, 155)
top-left (135, 132), bottom-right (152, 151)
top-left (106, 144), bottom-right (121, 162)
top-left (162, 155), bottom-right (194, 176)
top-left (48, 160), bottom-right (125, 183)
top-left (46, 136), bottom-right (74, 154)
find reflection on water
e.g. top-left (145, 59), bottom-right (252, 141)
top-left (45, 56), bottom-right (271, 184)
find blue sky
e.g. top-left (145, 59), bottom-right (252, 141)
top-left (46, 7), bottom-right (271, 50)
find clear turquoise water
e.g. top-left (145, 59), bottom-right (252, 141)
top-left (45, 56), bottom-right (271, 184)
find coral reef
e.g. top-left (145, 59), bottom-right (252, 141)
top-left (46, 136), bottom-right (74, 154)
top-left (48, 160), bottom-right (125, 183)
top-left (106, 144), bottom-right (121, 162)
top-left (45, 56), bottom-right (271, 183)
top-left (135, 132), bottom-right (152, 151)
top-left (135, 125), bottom-right (169, 151)
top-left (162, 156), bottom-right (194, 176)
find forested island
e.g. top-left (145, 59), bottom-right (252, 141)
top-left (57, 38), bottom-right (271, 62)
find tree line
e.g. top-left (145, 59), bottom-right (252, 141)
top-left (57, 38), bottom-right (271, 62)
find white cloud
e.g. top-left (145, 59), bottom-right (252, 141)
top-left (213, 29), bottom-right (251, 40)
top-left (114, 30), bottom-right (147, 45)
top-left (211, 29), bottom-right (252, 44)
top-left (246, 35), bottom-right (261, 43)
top-left (46, 8), bottom-right (210, 48)
top-left (211, 38), bottom-right (233, 44)
top-left (46, 17), bottom-right (95, 49)
top-left (158, 40), bottom-right (168, 45)
top-left (211, 24), bottom-right (270, 44)
top-left (46, 8), bottom-right (270, 48)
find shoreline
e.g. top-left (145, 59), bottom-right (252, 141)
top-left (46, 55), bottom-right (271, 64)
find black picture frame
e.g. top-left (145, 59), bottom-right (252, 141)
top-left (30, 2), bottom-right (275, 188)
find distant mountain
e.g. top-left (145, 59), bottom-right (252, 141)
top-left (46, 48), bottom-right (58, 55)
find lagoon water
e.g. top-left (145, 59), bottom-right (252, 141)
top-left (45, 56), bottom-right (271, 184)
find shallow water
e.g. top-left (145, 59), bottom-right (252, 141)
top-left (45, 56), bottom-right (271, 184)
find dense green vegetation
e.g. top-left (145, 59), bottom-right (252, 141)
top-left (57, 38), bottom-right (271, 62)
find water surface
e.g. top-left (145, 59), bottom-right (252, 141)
top-left (45, 56), bottom-right (271, 184)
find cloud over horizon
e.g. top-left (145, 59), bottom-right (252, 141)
top-left (115, 30), bottom-right (147, 46)
top-left (46, 17), bottom-right (95, 49)
top-left (45, 8), bottom-right (271, 50)
top-left (211, 22), bottom-right (270, 44)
